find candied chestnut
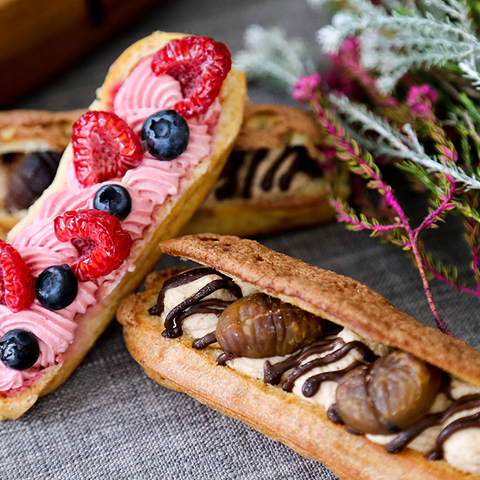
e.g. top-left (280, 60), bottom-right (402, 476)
top-left (6, 151), bottom-right (61, 212)
top-left (369, 351), bottom-right (441, 430)
top-left (216, 293), bottom-right (324, 358)
top-left (335, 365), bottom-right (385, 434)
top-left (336, 351), bottom-right (441, 435)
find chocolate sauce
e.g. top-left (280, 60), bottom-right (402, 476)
top-left (261, 147), bottom-right (297, 191)
top-left (242, 149), bottom-right (269, 199)
top-left (217, 352), bottom-right (235, 366)
top-left (281, 341), bottom-right (377, 393)
top-left (192, 332), bottom-right (217, 350)
top-left (327, 404), bottom-right (344, 425)
top-left (214, 151), bottom-right (243, 200)
top-left (301, 360), bottom-right (364, 397)
top-left (162, 297), bottom-right (234, 339)
top-left (214, 146), bottom-right (322, 201)
top-left (429, 412), bottom-right (480, 460)
top-left (263, 338), bottom-right (344, 386)
top-left (149, 267), bottom-right (242, 338)
top-left (384, 393), bottom-right (480, 456)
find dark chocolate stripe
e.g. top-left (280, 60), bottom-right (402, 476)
top-left (149, 267), bottom-right (220, 316)
top-left (263, 338), bottom-right (344, 386)
top-left (242, 149), bottom-right (269, 199)
top-left (162, 280), bottom-right (242, 338)
top-left (385, 393), bottom-right (480, 454)
top-left (214, 151), bottom-right (244, 200)
top-left (281, 341), bottom-right (377, 392)
top-left (217, 352), bottom-right (235, 366)
top-left (261, 146), bottom-right (295, 191)
top-left (214, 145), bottom-right (323, 201)
top-left (301, 360), bottom-right (363, 397)
top-left (192, 332), bottom-right (217, 350)
top-left (279, 148), bottom-right (312, 191)
top-left (429, 412), bottom-right (480, 460)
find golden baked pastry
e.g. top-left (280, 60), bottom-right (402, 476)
top-left (0, 33), bottom-right (246, 419)
top-left (118, 233), bottom-right (480, 480)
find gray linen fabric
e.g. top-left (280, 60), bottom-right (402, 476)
top-left (2, 0), bottom-right (479, 478)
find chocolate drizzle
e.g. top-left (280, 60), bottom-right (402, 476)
top-left (214, 146), bottom-right (322, 201)
top-left (149, 267), bottom-right (242, 338)
top-left (192, 332), bottom-right (217, 350)
top-left (242, 149), bottom-right (269, 199)
top-left (217, 352), bottom-right (235, 366)
top-left (429, 412), bottom-right (480, 461)
top-left (302, 360), bottom-right (364, 397)
top-left (263, 338), bottom-right (344, 386)
top-left (280, 340), bottom-right (376, 393)
top-left (327, 404), bottom-right (344, 425)
top-left (384, 393), bottom-right (480, 457)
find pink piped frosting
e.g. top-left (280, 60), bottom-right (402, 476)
top-left (0, 55), bottom-right (221, 393)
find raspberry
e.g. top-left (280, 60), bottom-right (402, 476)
top-left (151, 36), bottom-right (232, 118)
top-left (54, 209), bottom-right (132, 282)
top-left (72, 111), bottom-right (144, 187)
top-left (0, 240), bottom-right (35, 312)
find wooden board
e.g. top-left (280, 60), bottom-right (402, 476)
top-left (0, 0), bottom-right (162, 107)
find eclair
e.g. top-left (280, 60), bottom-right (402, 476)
top-left (0, 109), bottom-right (84, 239)
top-left (182, 103), bottom-right (347, 237)
top-left (118, 233), bottom-right (480, 479)
top-left (0, 33), bottom-right (246, 419)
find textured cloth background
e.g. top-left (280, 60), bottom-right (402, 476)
top-left (2, 0), bottom-right (479, 479)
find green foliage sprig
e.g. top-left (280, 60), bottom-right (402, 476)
top-left (312, 0), bottom-right (480, 92)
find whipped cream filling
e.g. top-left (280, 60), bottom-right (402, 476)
top-left (159, 273), bottom-right (242, 339)
top-left (0, 55), bottom-right (221, 392)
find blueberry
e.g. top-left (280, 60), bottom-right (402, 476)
top-left (0, 329), bottom-right (40, 370)
top-left (93, 184), bottom-right (132, 220)
top-left (141, 110), bottom-right (189, 161)
top-left (35, 264), bottom-right (78, 310)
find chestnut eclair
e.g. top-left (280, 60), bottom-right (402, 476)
top-left (118, 233), bottom-right (480, 480)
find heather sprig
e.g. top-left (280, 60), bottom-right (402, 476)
top-left (297, 73), bottom-right (458, 334)
top-left (329, 95), bottom-right (480, 190)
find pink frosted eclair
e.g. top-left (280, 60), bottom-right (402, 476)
top-left (0, 32), bottom-right (246, 419)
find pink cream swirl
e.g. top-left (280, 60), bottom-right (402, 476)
top-left (0, 55), bottom-right (220, 393)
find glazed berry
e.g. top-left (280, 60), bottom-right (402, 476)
top-left (72, 111), bottom-right (144, 187)
top-left (0, 240), bottom-right (35, 312)
top-left (93, 185), bottom-right (132, 220)
top-left (141, 110), bottom-right (189, 161)
top-left (0, 329), bottom-right (40, 370)
top-left (151, 36), bottom-right (232, 118)
top-left (35, 264), bottom-right (78, 310)
top-left (54, 209), bottom-right (132, 282)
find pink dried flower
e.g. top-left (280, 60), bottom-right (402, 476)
top-left (407, 85), bottom-right (438, 116)
top-left (324, 37), bottom-right (397, 107)
top-left (292, 73), bottom-right (321, 102)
